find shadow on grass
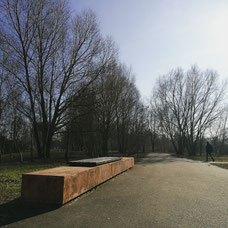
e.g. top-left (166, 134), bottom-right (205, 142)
top-left (0, 198), bottom-right (60, 226)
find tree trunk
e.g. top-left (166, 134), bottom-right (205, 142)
top-left (33, 121), bottom-right (42, 158)
top-left (102, 139), bottom-right (108, 156)
top-left (151, 133), bottom-right (155, 152)
top-left (45, 139), bottom-right (51, 159)
top-left (65, 130), bottom-right (70, 162)
top-left (102, 132), bottom-right (109, 156)
top-left (30, 133), bottom-right (34, 162)
top-left (199, 137), bottom-right (203, 156)
top-left (19, 149), bottom-right (23, 163)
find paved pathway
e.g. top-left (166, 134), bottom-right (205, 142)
top-left (4, 153), bottom-right (228, 228)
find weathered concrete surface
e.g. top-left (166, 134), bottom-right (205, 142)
top-left (21, 157), bottom-right (134, 204)
top-left (7, 153), bottom-right (228, 228)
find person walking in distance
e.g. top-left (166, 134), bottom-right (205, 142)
top-left (206, 141), bottom-right (215, 162)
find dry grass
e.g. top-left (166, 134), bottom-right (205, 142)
top-left (0, 162), bottom-right (65, 205)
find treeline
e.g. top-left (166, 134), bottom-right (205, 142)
top-left (63, 62), bottom-right (149, 160)
top-left (0, 0), bottom-right (227, 163)
top-left (0, 0), bottom-right (148, 162)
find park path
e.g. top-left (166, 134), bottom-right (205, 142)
top-left (5, 153), bottom-right (228, 228)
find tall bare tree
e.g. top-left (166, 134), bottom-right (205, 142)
top-left (0, 0), bottom-right (107, 159)
top-left (152, 66), bottom-right (225, 155)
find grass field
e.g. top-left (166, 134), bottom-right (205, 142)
top-left (0, 162), bottom-right (66, 205)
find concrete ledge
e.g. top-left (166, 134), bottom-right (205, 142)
top-left (21, 157), bottom-right (134, 204)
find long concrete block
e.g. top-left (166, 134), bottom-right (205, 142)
top-left (21, 157), bottom-right (134, 204)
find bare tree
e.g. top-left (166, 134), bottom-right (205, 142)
top-left (61, 37), bottom-right (118, 158)
top-left (184, 67), bottom-right (225, 155)
top-left (114, 65), bottom-right (139, 155)
top-left (93, 58), bottom-right (127, 156)
top-left (147, 103), bottom-right (159, 152)
top-left (152, 66), bottom-right (225, 155)
top-left (128, 102), bottom-right (147, 155)
top-left (153, 69), bottom-right (187, 154)
top-left (208, 109), bottom-right (228, 155)
top-left (64, 58), bottom-right (143, 157)
top-left (0, 0), bottom-right (106, 159)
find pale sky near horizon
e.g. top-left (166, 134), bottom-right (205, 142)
top-left (70, 0), bottom-right (228, 99)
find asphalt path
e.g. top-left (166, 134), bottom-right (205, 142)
top-left (4, 153), bottom-right (228, 228)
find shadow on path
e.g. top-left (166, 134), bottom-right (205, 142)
top-left (0, 198), bottom-right (60, 226)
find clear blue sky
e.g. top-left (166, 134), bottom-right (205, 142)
top-left (70, 0), bottom-right (228, 98)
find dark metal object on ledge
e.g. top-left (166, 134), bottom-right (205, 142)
top-left (68, 157), bottom-right (122, 167)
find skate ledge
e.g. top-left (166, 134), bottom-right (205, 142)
top-left (21, 157), bottom-right (134, 204)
